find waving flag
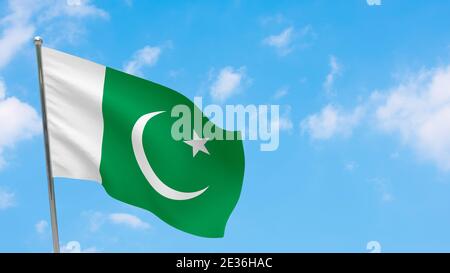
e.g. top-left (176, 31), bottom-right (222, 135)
top-left (41, 47), bottom-right (245, 238)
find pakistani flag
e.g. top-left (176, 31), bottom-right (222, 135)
top-left (41, 47), bottom-right (245, 238)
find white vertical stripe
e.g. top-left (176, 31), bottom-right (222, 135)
top-left (42, 47), bottom-right (105, 183)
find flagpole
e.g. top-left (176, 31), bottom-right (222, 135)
top-left (34, 36), bottom-right (60, 253)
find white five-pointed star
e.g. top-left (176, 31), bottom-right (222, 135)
top-left (183, 130), bottom-right (210, 157)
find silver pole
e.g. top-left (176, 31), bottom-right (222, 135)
top-left (34, 36), bottom-right (60, 253)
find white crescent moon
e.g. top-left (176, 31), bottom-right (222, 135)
top-left (131, 111), bottom-right (208, 201)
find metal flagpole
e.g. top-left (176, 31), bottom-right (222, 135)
top-left (34, 36), bottom-right (60, 253)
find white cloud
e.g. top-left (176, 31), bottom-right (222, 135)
top-left (367, 0), bottom-right (382, 6)
top-left (301, 104), bottom-right (364, 140)
top-left (272, 106), bottom-right (293, 132)
top-left (0, 80), bottom-right (41, 170)
top-left (124, 46), bottom-right (162, 76)
top-left (0, 0), bottom-right (108, 69)
top-left (375, 65), bottom-right (450, 170)
top-left (0, 0), bottom-right (36, 69)
top-left (35, 220), bottom-right (48, 234)
top-left (0, 0), bottom-right (108, 196)
top-left (61, 240), bottom-right (97, 253)
top-left (42, 0), bottom-right (109, 21)
top-left (263, 27), bottom-right (294, 55)
top-left (84, 211), bottom-right (150, 231)
top-left (273, 86), bottom-right (289, 100)
top-left (40, 1), bottom-right (109, 47)
top-left (263, 25), bottom-right (314, 56)
top-left (108, 213), bottom-right (150, 230)
top-left (323, 55), bottom-right (341, 95)
top-left (0, 187), bottom-right (15, 209)
top-left (303, 63), bottom-right (450, 171)
top-left (277, 117), bottom-right (294, 132)
top-left (210, 66), bottom-right (247, 102)
top-left (345, 161), bottom-right (358, 171)
top-left (0, 23), bottom-right (34, 69)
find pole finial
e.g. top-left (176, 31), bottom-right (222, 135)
top-left (34, 36), bottom-right (43, 45)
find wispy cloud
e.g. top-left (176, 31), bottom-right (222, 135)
top-left (301, 104), bottom-right (364, 140)
top-left (272, 105), bottom-right (293, 132)
top-left (124, 46), bottom-right (162, 76)
top-left (84, 211), bottom-right (151, 231)
top-left (60, 0), bottom-right (109, 19)
top-left (0, 187), bottom-right (15, 210)
top-left (367, 0), bottom-right (382, 6)
top-left (304, 62), bottom-right (450, 171)
top-left (263, 25), bottom-right (315, 56)
top-left (0, 0), bottom-right (108, 68)
top-left (0, 79), bottom-right (41, 170)
top-left (0, 1), bottom-right (36, 69)
top-left (210, 66), bottom-right (248, 102)
top-left (273, 86), bottom-right (289, 100)
top-left (108, 213), bottom-right (151, 230)
top-left (35, 220), bottom-right (48, 234)
top-left (345, 161), bottom-right (358, 171)
top-left (374, 65), bottom-right (450, 170)
top-left (41, 0), bottom-right (109, 46)
top-left (323, 55), bottom-right (341, 96)
top-left (263, 27), bottom-right (294, 56)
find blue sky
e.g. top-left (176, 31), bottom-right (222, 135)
top-left (2, 0), bottom-right (450, 252)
